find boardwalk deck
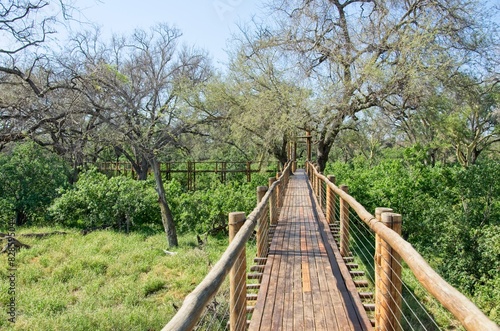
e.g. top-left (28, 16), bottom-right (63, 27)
top-left (248, 170), bottom-right (373, 331)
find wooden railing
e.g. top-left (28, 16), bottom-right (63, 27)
top-left (96, 161), bottom-right (280, 190)
top-left (163, 162), bottom-right (293, 331)
top-left (306, 161), bottom-right (499, 331)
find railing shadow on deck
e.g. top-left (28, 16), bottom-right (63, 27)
top-left (305, 161), bottom-right (499, 331)
top-left (163, 162), bottom-right (293, 331)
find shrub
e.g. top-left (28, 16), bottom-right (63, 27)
top-left (166, 178), bottom-right (262, 234)
top-left (0, 142), bottom-right (70, 227)
top-left (49, 168), bottom-right (160, 231)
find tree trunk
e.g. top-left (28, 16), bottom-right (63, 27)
top-left (316, 139), bottom-right (333, 172)
top-left (271, 138), bottom-right (289, 167)
top-left (150, 158), bottom-right (178, 247)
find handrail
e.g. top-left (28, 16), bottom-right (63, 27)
top-left (163, 162), bottom-right (293, 331)
top-left (306, 161), bottom-right (499, 331)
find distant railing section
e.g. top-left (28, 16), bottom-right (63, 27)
top-left (306, 161), bottom-right (499, 331)
top-left (163, 162), bottom-right (293, 331)
top-left (95, 161), bottom-right (281, 190)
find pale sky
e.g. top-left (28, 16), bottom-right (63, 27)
top-left (73, 0), bottom-right (267, 68)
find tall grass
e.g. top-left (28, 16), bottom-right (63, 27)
top-left (0, 227), bottom-right (229, 330)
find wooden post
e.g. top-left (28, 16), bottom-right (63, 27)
top-left (229, 212), bottom-right (247, 331)
top-left (375, 208), bottom-right (393, 331)
top-left (269, 178), bottom-right (278, 225)
top-left (376, 211), bottom-right (403, 331)
top-left (325, 175), bottom-right (336, 224)
top-left (276, 172), bottom-right (282, 207)
top-left (292, 142), bottom-right (297, 172)
top-left (339, 185), bottom-right (350, 257)
top-left (256, 186), bottom-right (268, 257)
top-left (315, 166), bottom-right (321, 200)
top-left (306, 130), bottom-right (312, 161)
top-left (193, 162), bottom-right (196, 191)
top-left (246, 162), bottom-right (251, 182)
top-left (317, 172), bottom-right (323, 209)
top-left (222, 162), bottom-right (226, 183)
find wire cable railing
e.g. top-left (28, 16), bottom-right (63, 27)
top-left (306, 161), bottom-right (499, 331)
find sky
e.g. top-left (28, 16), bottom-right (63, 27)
top-left (73, 0), bottom-right (267, 68)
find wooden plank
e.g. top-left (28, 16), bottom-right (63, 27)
top-left (282, 202), bottom-right (295, 330)
top-left (248, 170), bottom-right (373, 331)
top-left (305, 210), bottom-right (328, 331)
top-left (270, 204), bottom-right (291, 330)
top-left (311, 210), bottom-right (340, 331)
top-left (301, 222), bottom-right (315, 330)
top-left (293, 207), bottom-right (305, 330)
top-left (258, 220), bottom-right (285, 331)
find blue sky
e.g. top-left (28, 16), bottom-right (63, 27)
top-left (74, 0), bottom-right (267, 67)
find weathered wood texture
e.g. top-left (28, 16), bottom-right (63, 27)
top-left (248, 170), bottom-right (372, 331)
top-left (306, 162), bottom-right (500, 331)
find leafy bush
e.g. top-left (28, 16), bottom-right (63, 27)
top-left (49, 168), bottom-right (160, 231)
top-left (0, 142), bottom-right (70, 227)
top-left (166, 177), bottom-right (263, 234)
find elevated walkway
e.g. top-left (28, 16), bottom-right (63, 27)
top-left (248, 170), bottom-right (372, 330)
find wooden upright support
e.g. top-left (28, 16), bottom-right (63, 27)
top-left (375, 210), bottom-right (403, 331)
top-left (246, 162), bottom-right (252, 182)
top-left (375, 207), bottom-right (393, 330)
top-left (268, 177), bottom-right (278, 225)
top-left (325, 175), bottom-right (336, 224)
top-left (256, 186), bottom-right (268, 258)
top-left (229, 212), bottom-right (247, 331)
top-left (306, 130), bottom-right (312, 161)
top-left (339, 185), bottom-right (350, 257)
top-left (276, 172), bottom-right (282, 207)
top-left (317, 170), bottom-right (323, 209)
top-left (315, 166), bottom-right (321, 199)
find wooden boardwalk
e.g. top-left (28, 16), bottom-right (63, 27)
top-left (248, 170), bottom-right (372, 331)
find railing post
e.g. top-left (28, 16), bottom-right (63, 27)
top-left (375, 207), bottom-right (393, 331)
top-left (276, 172), bottom-right (282, 207)
top-left (339, 185), bottom-right (350, 257)
top-left (229, 212), bottom-right (247, 331)
top-left (246, 161), bottom-right (251, 182)
top-left (326, 175), bottom-right (336, 224)
top-left (306, 130), bottom-right (312, 161)
top-left (315, 169), bottom-right (319, 198)
top-left (317, 172), bottom-right (323, 209)
top-left (376, 211), bottom-right (403, 331)
top-left (256, 186), bottom-right (268, 258)
top-left (268, 177), bottom-right (278, 225)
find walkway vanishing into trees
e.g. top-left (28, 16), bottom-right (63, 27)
top-left (164, 161), bottom-right (499, 331)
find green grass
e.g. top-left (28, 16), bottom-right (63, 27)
top-left (0, 227), bottom-right (232, 331)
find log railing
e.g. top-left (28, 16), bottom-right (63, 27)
top-left (306, 161), bottom-right (499, 331)
top-left (163, 162), bottom-right (292, 331)
top-left (95, 161), bottom-right (281, 190)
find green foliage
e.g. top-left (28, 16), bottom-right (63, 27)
top-left (165, 174), bottom-right (266, 234)
top-left (0, 142), bottom-right (70, 226)
top-left (325, 150), bottom-right (500, 323)
top-left (49, 168), bottom-right (160, 231)
top-left (48, 165), bottom-right (267, 235)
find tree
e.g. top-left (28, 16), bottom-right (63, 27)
top-left (0, 0), bottom-right (75, 96)
top-left (70, 25), bottom-right (213, 246)
top-left (255, 0), bottom-right (499, 170)
top-left (217, 35), bottom-right (310, 165)
top-left (442, 76), bottom-right (500, 166)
